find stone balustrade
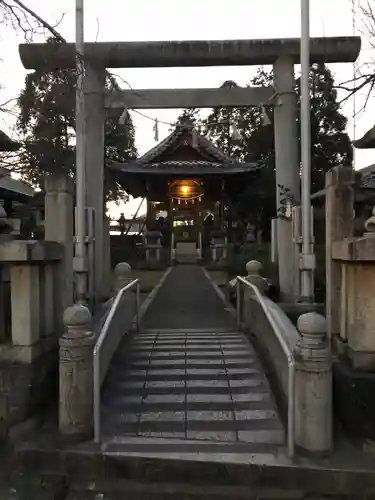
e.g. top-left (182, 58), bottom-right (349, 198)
top-left (58, 261), bottom-right (140, 441)
top-left (238, 260), bottom-right (332, 455)
top-left (59, 304), bottom-right (94, 441)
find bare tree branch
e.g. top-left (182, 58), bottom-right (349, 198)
top-left (0, 0), bottom-right (67, 41)
top-left (336, 0), bottom-right (375, 109)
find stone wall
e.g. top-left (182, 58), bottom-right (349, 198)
top-left (0, 344), bottom-right (57, 438)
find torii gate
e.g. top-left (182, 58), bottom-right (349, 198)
top-left (19, 37), bottom-right (360, 303)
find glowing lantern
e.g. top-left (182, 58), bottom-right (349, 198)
top-left (180, 185), bottom-right (191, 196)
top-left (169, 180), bottom-right (203, 200)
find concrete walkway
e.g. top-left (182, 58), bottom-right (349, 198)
top-left (101, 265), bottom-right (284, 453)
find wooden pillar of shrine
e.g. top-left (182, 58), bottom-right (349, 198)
top-left (146, 200), bottom-right (153, 228)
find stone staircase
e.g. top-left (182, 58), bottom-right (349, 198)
top-left (100, 328), bottom-right (285, 453)
top-left (6, 264), bottom-right (375, 500)
top-left (175, 241), bottom-right (199, 264)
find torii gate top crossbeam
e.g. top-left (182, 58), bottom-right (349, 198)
top-left (19, 37), bottom-right (361, 70)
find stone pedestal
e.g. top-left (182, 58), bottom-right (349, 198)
top-left (325, 166), bottom-right (354, 343)
top-left (59, 304), bottom-right (94, 441)
top-left (0, 240), bottom-right (63, 348)
top-left (330, 202), bottom-right (375, 442)
top-left (10, 265), bottom-right (40, 346)
top-left (295, 312), bottom-right (332, 455)
top-left (0, 240), bottom-right (63, 441)
top-left (332, 231), bottom-right (375, 370)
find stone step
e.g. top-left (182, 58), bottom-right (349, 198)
top-left (123, 351), bottom-right (255, 360)
top-left (104, 380), bottom-right (268, 397)
top-left (102, 327), bottom-right (283, 449)
top-left (103, 411), bottom-right (284, 438)
top-left (66, 478), bottom-right (302, 500)
top-left (117, 360), bottom-right (258, 370)
top-left (106, 369), bottom-right (262, 384)
top-left (142, 328), bottom-right (239, 333)
top-left (12, 446), bottom-right (375, 500)
top-left (102, 398), bottom-right (275, 413)
top-left (129, 341), bottom-right (250, 348)
top-left (126, 346), bottom-right (254, 353)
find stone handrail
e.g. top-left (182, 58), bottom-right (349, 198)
top-left (235, 260), bottom-right (331, 456)
top-left (93, 278), bottom-right (140, 444)
top-left (236, 276), bottom-right (297, 457)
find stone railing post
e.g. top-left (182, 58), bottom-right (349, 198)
top-left (113, 262), bottom-right (132, 295)
top-left (241, 260), bottom-right (268, 328)
top-left (59, 304), bottom-right (94, 441)
top-left (295, 312), bottom-right (332, 454)
top-left (245, 260), bottom-right (268, 294)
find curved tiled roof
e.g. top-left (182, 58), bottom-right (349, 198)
top-left (0, 130), bottom-right (20, 152)
top-left (111, 121), bottom-right (259, 178)
top-left (111, 159), bottom-right (258, 175)
top-left (137, 123), bottom-right (234, 165)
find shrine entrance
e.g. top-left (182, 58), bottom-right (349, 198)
top-left (112, 120), bottom-right (257, 266)
top-left (169, 179), bottom-right (204, 263)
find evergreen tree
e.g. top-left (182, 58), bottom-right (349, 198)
top-left (304, 63), bottom-right (352, 191)
top-left (16, 38), bottom-right (137, 202)
top-left (184, 64), bottom-right (352, 232)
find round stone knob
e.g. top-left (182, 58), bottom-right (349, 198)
top-left (246, 260), bottom-right (263, 275)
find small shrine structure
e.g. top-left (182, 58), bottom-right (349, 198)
top-left (111, 121), bottom-right (259, 265)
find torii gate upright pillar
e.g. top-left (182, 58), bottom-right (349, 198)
top-left (84, 65), bottom-right (108, 304)
top-left (273, 56), bottom-right (300, 301)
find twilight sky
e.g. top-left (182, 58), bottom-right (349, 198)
top-left (0, 0), bottom-right (374, 217)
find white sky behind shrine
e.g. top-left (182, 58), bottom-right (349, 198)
top-left (0, 0), bottom-right (374, 218)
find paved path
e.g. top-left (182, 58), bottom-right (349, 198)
top-left (142, 265), bottom-right (235, 330)
top-left (101, 265), bottom-right (284, 452)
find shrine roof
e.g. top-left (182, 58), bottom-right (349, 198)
top-left (138, 123), bottom-right (234, 164)
top-left (0, 130), bottom-right (20, 152)
top-left (353, 124), bottom-right (375, 149)
top-left (110, 160), bottom-right (257, 175)
top-left (110, 122), bottom-right (259, 176)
